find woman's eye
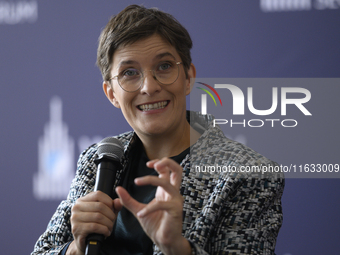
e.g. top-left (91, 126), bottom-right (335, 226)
top-left (158, 62), bottom-right (172, 71)
top-left (122, 68), bottom-right (139, 77)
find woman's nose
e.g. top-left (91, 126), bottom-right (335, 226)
top-left (140, 70), bottom-right (162, 95)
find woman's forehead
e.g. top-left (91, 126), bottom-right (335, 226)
top-left (112, 34), bottom-right (180, 66)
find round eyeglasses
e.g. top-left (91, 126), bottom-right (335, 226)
top-left (109, 61), bottom-right (182, 92)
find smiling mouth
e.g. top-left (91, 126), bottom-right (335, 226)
top-left (138, 100), bottom-right (169, 111)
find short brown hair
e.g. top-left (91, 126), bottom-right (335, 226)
top-left (97, 5), bottom-right (193, 82)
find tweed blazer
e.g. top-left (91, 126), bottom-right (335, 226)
top-left (32, 111), bottom-right (284, 255)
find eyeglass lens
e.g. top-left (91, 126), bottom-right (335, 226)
top-left (118, 61), bottom-right (180, 92)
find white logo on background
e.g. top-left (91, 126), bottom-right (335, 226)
top-left (33, 96), bottom-right (75, 200)
top-left (0, 1), bottom-right (38, 25)
top-left (198, 84), bottom-right (311, 128)
top-left (201, 85), bottom-right (312, 116)
top-left (260, 0), bottom-right (340, 12)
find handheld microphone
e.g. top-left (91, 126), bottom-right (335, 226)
top-left (85, 137), bottom-right (124, 255)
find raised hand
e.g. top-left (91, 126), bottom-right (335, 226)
top-left (115, 158), bottom-right (191, 255)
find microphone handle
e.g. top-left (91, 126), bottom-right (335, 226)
top-left (85, 234), bottom-right (104, 255)
top-left (85, 160), bottom-right (120, 255)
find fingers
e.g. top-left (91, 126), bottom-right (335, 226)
top-left (146, 157), bottom-right (183, 189)
top-left (72, 207), bottom-right (114, 231)
top-left (70, 191), bottom-right (120, 253)
top-left (134, 175), bottom-right (177, 197)
top-left (81, 190), bottom-right (113, 205)
top-left (121, 158), bottom-right (184, 218)
top-left (137, 196), bottom-right (183, 218)
top-left (73, 191), bottom-right (116, 221)
top-left (72, 218), bottom-right (113, 238)
top-left (113, 198), bottom-right (123, 214)
top-left (116, 185), bottom-right (183, 219)
top-left (146, 158), bottom-right (159, 168)
top-left (115, 186), bottom-right (145, 217)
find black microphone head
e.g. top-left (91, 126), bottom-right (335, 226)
top-left (96, 137), bottom-right (124, 162)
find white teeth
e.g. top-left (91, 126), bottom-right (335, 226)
top-left (139, 101), bottom-right (168, 111)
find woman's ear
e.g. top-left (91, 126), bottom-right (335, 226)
top-left (103, 81), bottom-right (121, 108)
top-left (185, 63), bottom-right (196, 96)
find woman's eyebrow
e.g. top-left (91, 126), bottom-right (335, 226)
top-left (154, 52), bottom-right (176, 60)
top-left (117, 52), bottom-right (176, 69)
top-left (117, 60), bottom-right (138, 68)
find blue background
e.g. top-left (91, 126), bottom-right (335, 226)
top-left (0, 1), bottom-right (339, 254)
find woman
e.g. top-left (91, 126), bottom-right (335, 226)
top-left (32, 5), bottom-right (284, 255)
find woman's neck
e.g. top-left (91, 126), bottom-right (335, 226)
top-left (137, 122), bottom-right (201, 160)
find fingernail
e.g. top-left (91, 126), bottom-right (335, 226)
top-left (137, 209), bottom-right (145, 218)
top-left (147, 159), bottom-right (159, 165)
